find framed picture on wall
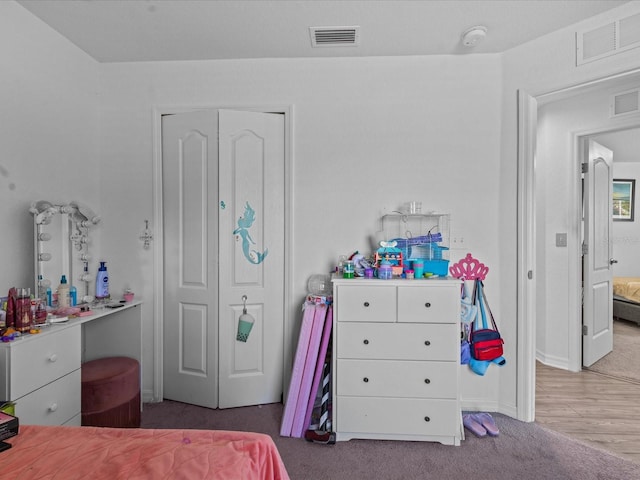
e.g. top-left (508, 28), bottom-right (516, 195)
top-left (613, 179), bottom-right (635, 221)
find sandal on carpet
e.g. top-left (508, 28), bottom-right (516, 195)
top-left (473, 412), bottom-right (499, 437)
top-left (462, 414), bottom-right (487, 437)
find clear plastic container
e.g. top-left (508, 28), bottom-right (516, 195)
top-left (343, 260), bottom-right (355, 279)
top-left (308, 274), bottom-right (332, 296)
top-left (378, 262), bottom-right (393, 280)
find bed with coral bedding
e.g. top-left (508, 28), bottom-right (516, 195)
top-left (0, 424), bottom-right (290, 480)
top-left (613, 277), bottom-right (640, 326)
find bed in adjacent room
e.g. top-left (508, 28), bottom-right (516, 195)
top-left (0, 424), bottom-right (290, 480)
top-left (613, 277), bottom-right (640, 327)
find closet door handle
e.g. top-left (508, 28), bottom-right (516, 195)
top-left (363, 301), bottom-right (370, 307)
top-left (48, 354), bottom-right (58, 363)
top-left (363, 339), bottom-right (369, 345)
top-left (424, 340), bottom-right (431, 346)
top-left (48, 403), bottom-right (58, 412)
top-left (424, 378), bottom-right (431, 384)
top-left (424, 416), bottom-right (431, 422)
top-left (363, 377), bottom-right (369, 383)
top-left (424, 302), bottom-right (431, 308)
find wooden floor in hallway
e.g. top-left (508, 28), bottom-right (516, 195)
top-left (535, 361), bottom-right (640, 465)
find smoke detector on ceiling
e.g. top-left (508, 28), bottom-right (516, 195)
top-left (461, 26), bottom-right (488, 47)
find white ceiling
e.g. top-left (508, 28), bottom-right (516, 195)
top-left (16, 0), bottom-right (630, 63)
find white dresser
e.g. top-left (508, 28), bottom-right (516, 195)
top-left (0, 302), bottom-right (142, 426)
top-left (332, 276), bottom-right (463, 445)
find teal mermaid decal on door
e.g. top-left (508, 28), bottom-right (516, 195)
top-left (233, 202), bottom-right (269, 264)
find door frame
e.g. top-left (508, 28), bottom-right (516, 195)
top-left (519, 69), bottom-right (640, 421)
top-left (517, 90), bottom-right (537, 422)
top-left (151, 105), bottom-right (294, 402)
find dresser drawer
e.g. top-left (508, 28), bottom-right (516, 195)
top-left (337, 359), bottom-right (458, 399)
top-left (63, 413), bottom-right (81, 426)
top-left (9, 325), bottom-right (81, 400)
top-left (336, 286), bottom-right (396, 323)
top-left (337, 322), bottom-right (458, 361)
top-left (337, 396), bottom-right (459, 437)
top-left (397, 285), bottom-right (460, 323)
top-left (14, 369), bottom-right (81, 426)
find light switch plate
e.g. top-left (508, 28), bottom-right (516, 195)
top-left (556, 233), bottom-right (567, 247)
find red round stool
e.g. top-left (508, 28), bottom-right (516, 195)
top-left (81, 356), bottom-right (140, 428)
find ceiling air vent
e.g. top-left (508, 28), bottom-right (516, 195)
top-left (577, 12), bottom-right (640, 65)
top-left (309, 26), bottom-right (360, 47)
top-left (611, 89), bottom-right (640, 118)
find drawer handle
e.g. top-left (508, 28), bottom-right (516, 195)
top-left (424, 302), bottom-right (431, 308)
top-left (424, 378), bottom-right (431, 384)
top-left (424, 340), bottom-right (431, 346)
top-left (48, 403), bottom-right (58, 412)
top-left (363, 377), bottom-right (369, 383)
top-left (363, 302), bottom-right (370, 307)
top-left (48, 354), bottom-right (58, 363)
top-left (363, 339), bottom-right (369, 345)
top-left (424, 416), bottom-right (431, 422)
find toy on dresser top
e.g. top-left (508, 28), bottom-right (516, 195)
top-left (1, 288), bottom-right (38, 340)
top-left (375, 241), bottom-right (404, 277)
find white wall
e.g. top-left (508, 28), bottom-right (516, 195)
top-left (503, 1), bottom-right (640, 379)
top-left (0, 2), bottom-right (99, 296)
top-left (97, 55), bottom-right (504, 404)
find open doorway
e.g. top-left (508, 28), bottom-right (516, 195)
top-left (533, 77), bottom-right (640, 371)
top-left (584, 126), bottom-right (640, 383)
top-left (518, 69), bottom-right (640, 420)
top-left (533, 124), bottom-right (640, 462)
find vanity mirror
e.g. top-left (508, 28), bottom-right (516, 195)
top-left (30, 201), bottom-right (101, 304)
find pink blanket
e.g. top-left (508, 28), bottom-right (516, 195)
top-left (1, 425), bottom-right (290, 480)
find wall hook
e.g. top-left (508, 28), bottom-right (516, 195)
top-left (140, 219), bottom-right (154, 249)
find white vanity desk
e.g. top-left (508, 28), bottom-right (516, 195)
top-left (0, 301), bottom-right (142, 426)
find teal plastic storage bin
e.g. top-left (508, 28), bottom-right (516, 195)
top-left (423, 259), bottom-right (450, 276)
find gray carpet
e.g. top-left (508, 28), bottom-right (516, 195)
top-left (587, 319), bottom-right (640, 383)
top-left (142, 400), bottom-right (640, 480)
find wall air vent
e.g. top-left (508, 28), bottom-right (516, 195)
top-left (309, 26), bottom-right (360, 47)
top-left (610, 89), bottom-right (640, 118)
top-left (577, 12), bottom-right (640, 65)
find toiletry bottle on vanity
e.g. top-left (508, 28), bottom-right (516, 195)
top-left (69, 285), bottom-right (77, 306)
top-left (57, 275), bottom-right (70, 308)
top-left (37, 275), bottom-right (46, 303)
top-left (96, 261), bottom-right (109, 300)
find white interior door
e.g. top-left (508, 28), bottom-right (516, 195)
top-left (218, 110), bottom-right (285, 409)
top-left (162, 110), bottom-right (219, 408)
top-left (162, 109), bottom-right (285, 409)
top-left (582, 138), bottom-right (614, 367)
